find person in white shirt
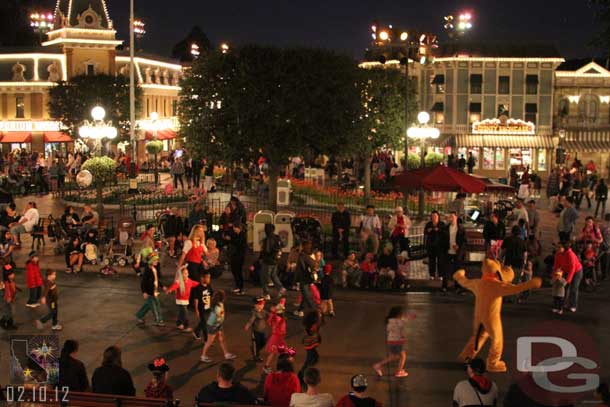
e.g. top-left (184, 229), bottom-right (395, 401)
top-left (10, 201), bottom-right (40, 246)
top-left (360, 205), bottom-right (382, 238)
top-left (511, 199), bottom-right (529, 227)
top-left (290, 368), bottom-right (333, 407)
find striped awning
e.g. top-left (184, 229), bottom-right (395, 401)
top-left (456, 134), bottom-right (554, 148)
top-left (561, 130), bottom-right (610, 152)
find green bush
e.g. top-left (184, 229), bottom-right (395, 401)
top-left (81, 156), bottom-right (116, 185)
top-left (146, 140), bottom-right (164, 155)
top-left (425, 152), bottom-right (445, 167)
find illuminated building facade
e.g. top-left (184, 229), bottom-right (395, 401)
top-left (0, 0), bottom-right (182, 159)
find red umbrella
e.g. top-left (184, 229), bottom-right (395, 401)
top-left (394, 165), bottom-right (486, 193)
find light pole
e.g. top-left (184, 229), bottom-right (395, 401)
top-left (407, 111), bottom-right (440, 218)
top-left (78, 106), bottom-right (118, 156)
top-left (129, 0), bottom-right (138, 193)
top-left (147, 111), bottom-right (160, 185)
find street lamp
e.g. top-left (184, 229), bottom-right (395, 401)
top-left (79, 106), bottom-right (117, 156)
top-left (408, 111), bottom-right (440, 218)
top-left (133, 19), bottom-right (146, 38)
top-left (444, 10), bottom-right (474, 39)
top-left (220, 43), bottom-right (230, 54)
top-left (191, 43), bottom-right (201, 59)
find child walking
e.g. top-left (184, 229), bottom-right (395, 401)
top-left (319, 265), bottom-right (334, 317)
top-left (298, 310), bottom-right (322, 387)
top-left (200, 290), bottom-right (236, 362)
top-left (136, 254), bottom-right (165, 326)
top-left (244, 296), bottom-right (268, 362)
top-left (552, 270), bottom-right (567, 315)
top-left (36, 270), bottom-right (62, 331)
top-left (25, 251), bottom-right (43, 308)
top-left (144, 358), bottom-right (174, 400)
top-left (0, 264), bottom-right (18, 330)
top-left (166, 265), bottom-right (199, 332)
top-left (264, 298), bottom-right (287, 373)
top-left (373, 306), bottom-right (415, 378)
top-left (192, 270), bottom-right (213, 340)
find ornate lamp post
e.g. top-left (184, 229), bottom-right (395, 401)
top-left (146, 111), bottom-right (162, 186)
top-left (407, 111), bottom-right (440, 218)
top-left (78, 106), bottom-right (117, 156)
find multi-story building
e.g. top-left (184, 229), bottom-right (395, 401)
top-left (0, 0), bottom-right (182, 158)
top-left (424, 43), bottom-right (564, 178)
top-left (554, 59), bottom-right (610, 175)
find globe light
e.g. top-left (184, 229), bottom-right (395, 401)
top-left (400, 32), bottom-right (408, 41)
top-left (417, 111), bottom-right (430, 125)
top-left (378, 30), bottom-right (389, 41)
top-left (91, 106), bottom-right (106, 121)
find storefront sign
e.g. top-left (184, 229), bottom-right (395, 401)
top-left (472, 118), bottom-right (535, 135)
top-left (0, 120), bottom-right (62, 132)
top-left (136, 117), bottom-right (179, 131)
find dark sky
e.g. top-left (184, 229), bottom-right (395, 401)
top-left (44, 0), bottom-right (604, 60)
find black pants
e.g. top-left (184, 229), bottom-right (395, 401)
top-left (57, 175), bottom-right (65, 191)
top-left (442, 254), bottom-right (460, 290)
top-left (428, 252), bottom-right (441, 278)
top-left (27, 287), bottom-right (41, 304)
top-left (251, 330), bottom-right (267, 359)
top-left (572, 190), bottom-right (583, 208)
top-left (391, 235), bottom-right (408, 255)
top-left (553, 296), bottom-right (564, 310)
top-left (331, 230), bottom-right (349, 258)
top-left (173, 174), bottom-right (184, 190)
top-left (194, 311), bottom-right (209, 341)
top-left (595, 200), bottom-right (607, 218)
top-left (231, 256), bottom-right (245, 290)
top-left (40, 301), bottom-right (58, 325)
top-left (193, 171), bottom-right (201, 189)
top-left (298, 348), bottom-right (319, 386)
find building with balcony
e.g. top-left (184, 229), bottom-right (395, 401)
top-left (424, 43), bottom-right (564, 178)
top-left (0, 0), bottom-right (182, 158)
top-left (554, 59), bottom-right (610, 175)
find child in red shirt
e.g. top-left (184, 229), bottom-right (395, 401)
top-left (25, 251), bottom-right (43, 308)
top-left (165, 265), bottom-right (199, 332)
top-left (1, 264), bottom-right (18, 330)
top-left (264, 298), bottom-right (287, 374)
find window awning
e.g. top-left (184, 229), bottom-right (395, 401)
top-left (469, 103), bottom-right (482, 112)
top-left (431, 102), bottom-right (444, 112)
top-left (431, 74), bottom-right (445, 85)
top-left (525, 103), bottom-right (538, 113)
top-left (561, 130), bottom-right (610, 152)
top-left (456, 134), bottom-right (553, 148)
top-left (0, 132), bottom-right (32, 143)
top-left (145, 129), bottom-right (177, 140)
top-left (44, 132), bottom-right (73, 143)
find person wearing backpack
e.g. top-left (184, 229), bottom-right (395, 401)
top-left (452, 358), bottom-right (498, 407)
top-left (260, 224), bottom-right (285, 300)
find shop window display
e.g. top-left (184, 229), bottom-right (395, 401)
top-left (537, 149), bottom-right (546, 171)
top-left (495, 148), bottom-right (505, 170)
top-left (483, 147), bottom-right (495, 169)
top-left (509, 148), bottom-right (532, 168)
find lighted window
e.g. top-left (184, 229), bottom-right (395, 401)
top-left (470, 74), bottom-right (482, 94)
top-left (15, 96), bottom-right (25, 118)
top-left (495, 148), bottom-right (505, 170)
top-left (538, 148), bottom-right (546, 171)
top-left (483, 147), bottom-right (495, 169)
top-left (578, 94), bottom-right (599, 124)
top-left (498, 76), bottom-right (510, 94)
top-left (510, 148), bottom-right (532, 167)
top-left (434, 112), bottom-right (444, 124)
top-left (526, 75), bottom-right (538, 95)
top-left (558, 97), bottom-right (569, 117)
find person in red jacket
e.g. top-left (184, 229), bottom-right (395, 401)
top-left (264, 354), bottom-right (300, 407)
top-left (264, 299), bottom-right (287, 374)
top-left (25, 251), bottom-right (43, 308)
top-left (553, 241), bottom-right (583, 313)
top-left (165, 265), bottom-right (199, 332)
top-left (336, 374), bottom-right (383, 407)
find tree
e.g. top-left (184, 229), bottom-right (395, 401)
top-left (352, 66), bottom-right (417, 201)
top-left (172, 26), bottom-right (212, 63)
top-left (48, 74), bottom-right (141, 140)
top-left (179, 45), bottom-right (362, 210)
top-left (145, 140), bottom-right (163, 185)
top-left (81, 156), bottom-right (116, 218)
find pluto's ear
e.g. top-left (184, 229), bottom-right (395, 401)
top-left (500, 265), bottom-right (515, 283)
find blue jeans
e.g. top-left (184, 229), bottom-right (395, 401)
top-left (176, 305), bottom-right (189, 327)
top-left (136, 296), bottom-right (162, 322)
top-left (261, 263), bottom-right (284, 295)
top-left (40, 301), bottom-right (58, 325)
top-left (566, 270), bottom-right (583, 310)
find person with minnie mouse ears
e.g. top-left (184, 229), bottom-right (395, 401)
top-left (144, 358), bottom-right (173, 400)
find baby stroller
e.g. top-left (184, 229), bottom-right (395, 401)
top-left (82, 229), bottom-right (101, 265)
top-left (102, 218), bottom-right (136, 267)
top-left (575, 240), bottom-right (600, 292)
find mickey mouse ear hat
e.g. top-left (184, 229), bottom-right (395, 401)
top-left (148, 357), bottom-right (170, 373)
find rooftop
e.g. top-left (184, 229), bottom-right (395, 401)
top-left (433, 41), bottom-right (562, 59)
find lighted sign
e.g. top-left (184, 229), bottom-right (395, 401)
top-left (0, 121), bottom-right (62, 132)
top-left (136, 117), bottom-right (179, 131)
top-left (472, 118), bottom-right (535, 135)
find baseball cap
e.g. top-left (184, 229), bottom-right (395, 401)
top-left (351, 374), bottom-right (368, 391)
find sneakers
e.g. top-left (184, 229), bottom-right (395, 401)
top-left (237, 290), bottom-right (246, 296)
top-left (232, 288), bottom-right (241, 294)
top-left (154, 321), bottom-right (166, 327)
top-left (569, 307), bottom-right (577, 313)
top-left (183, 327), bottom-right (193, 333)
top-left (52, 324), bottom-right (63, 331)
top-left (551, 308), bottom-right (558, 313)
top-left (395, 370), bottom-right (409, 378)
top-left (26, 303), bottom-right (40, 308)
top-left (65, 268), bottom-right (73, 274)
top-left (293, 310), bottom-right (304, 317)
top-left (177, 324), bottom-right (185, 330)
top-left (200, 355), bottom-right (212, 363)
top-left (35, 320), bottom-right (43, 330)
top-left (192, 331), bottom-right (201, 340)
top-left (558, 309), bottom-right (564, 315)
top-left (136, 318), bottom-right (145, 325)
top-left (373, 364), bottom-right (383, 377)
top-left (224, 353), bottom-right (237, 360)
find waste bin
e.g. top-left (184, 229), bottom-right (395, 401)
top-left (277, 179), bottom-right (291, 207)
top-left (274, 211), bottom-right (295, 253)
top-left (252, 210), bottom-right (275, 252)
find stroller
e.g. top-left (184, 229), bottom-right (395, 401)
top-left (574, 240), bottom-right (600, 292)
top-left (102, 218), bottom-right (136, 267)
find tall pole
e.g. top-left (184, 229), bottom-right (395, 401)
top-left (129, 0), bottom-right (136, 163)
top-left (418, 138), bottom-right (425, 219)
top-left (402, 52), bottom-right (410, 211)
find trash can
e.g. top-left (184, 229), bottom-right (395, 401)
top-left (277, 179), bottom-right (291, 207)
top-left (274, 211), bottom-right (295, 253)
top-left (252, 210), bottom-right (275, 252)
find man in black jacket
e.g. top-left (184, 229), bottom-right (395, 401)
top-left (483, 212), bottom-right (506, 256)
top-left (442, 211), bottom-right (467, 293)
top-left (227, 223), bottom-right (247, 295)
top-left (331, 202), bottom-right (351, 259)
top-left (91, 346), bottom-right (135, 397)
top-left (424, 211), bottom-right (445, 280)
top-left (595, 179), bottom-right (608, 219)
top-left (294, 241), bottom-right (317, 318)
top-left (192, 157), bottom-right (204, 189)
top-left (195, 363), bottom-right (256, 405)
top-left (260, 223), bottom-right (285, 299)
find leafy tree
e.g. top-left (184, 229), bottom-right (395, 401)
top-left (48, 74), bottom-right (141, 140)
top-left (172, 26), bottom-right (212, 63)
top-left (425, 152), bottom-right (445, 167)
top-left (179, 45), bottom-right (362, 210)
top-left (353, 66), bottom-right (417, 201)
top-left (82, 156), bottom-right (116, 217)
top-left (145, 140), bottom-right (164, 185)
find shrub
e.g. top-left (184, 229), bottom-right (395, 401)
top-left (81, 156), bottom-right (116, 185)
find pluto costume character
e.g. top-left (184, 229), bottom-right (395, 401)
top-left (453, 258), bottom-right (542, 372)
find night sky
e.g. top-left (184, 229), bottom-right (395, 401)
top-left (43, 0), bottom-right (603, 60)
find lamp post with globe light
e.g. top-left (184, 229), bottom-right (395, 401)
top-left (78, 106), bottom-right (118, 156)
top-left (408, 111), bottom-right (440, 218)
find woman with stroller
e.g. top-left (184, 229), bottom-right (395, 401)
top-left (65, 235), bottom-right (84, 274)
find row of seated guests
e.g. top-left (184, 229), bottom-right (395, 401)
top-left (340, 244), bottom-right (410, 290)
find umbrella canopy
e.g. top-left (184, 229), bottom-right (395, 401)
top-left (470, 174), bottom-right (516, 193)
top-left (394, 165), bottom-right (486, 193)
